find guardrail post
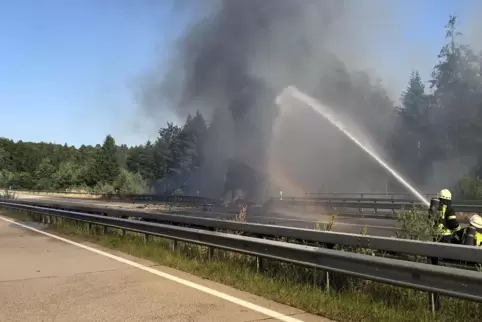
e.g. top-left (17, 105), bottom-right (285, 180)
top-left (121, 229), bottom-right (126, 238)
top-left (324, 270), bottom-right (330, 293)
top-left (428, 256), bottom-right (441, 314)
top-left (207, 227), bottom-right (215, 260)
top-left (256, 256), bottom-right (265, 273)
top-left (208, 246), bottom-right (215, 260)
top-left (144, 234), bottom-right (149, 244)
top-left (321, 243), bottom-right (345, 293)
top-left (171, 240), bottom-right (178, 251)
top-left (103, 225), bottom-right (108, 235)
top-left (320, 243), bottom-right (335, 293)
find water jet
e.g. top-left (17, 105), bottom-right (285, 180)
top-left (275, 85), bottom-right (430, 206)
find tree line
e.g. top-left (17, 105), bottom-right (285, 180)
top-left (0, 111), bottom-right (207, 195)
top-left (2, 16), bottom-right (482, 199)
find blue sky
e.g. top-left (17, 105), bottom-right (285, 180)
top-left (0, 0), bottom-right (479, 147)
top-left (0, 1), bottom-right (187, 147)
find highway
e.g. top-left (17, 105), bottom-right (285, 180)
top-left (0, 214), bottom-right (329, 322)
top-left (15, 194), bottom-right (398, 237)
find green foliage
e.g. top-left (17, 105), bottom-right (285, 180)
top-left (0, 170), bottom-right (13, 188)
top-left (314, 213), bottom-right (337, 231)
top-left (114, 168), bottom-right (148, 195)
top-left (93, 135), bottom-right (121, 185)
top-left (93, 181), bottom-right (116, 194)
top-left (0, 112), bottom-right (208, 194)
top-left (395, 207), bottom-right (439, 242)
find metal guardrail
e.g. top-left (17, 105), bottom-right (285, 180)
top-left (9, 188), bottom-right (482, 207)
top-left (281, 196), bottom-right (424, 203)
top-left (4, 200), bottom-right (482, 264)
top-left (305, 192), bottom-right (437, 198)
top-left (5, 189), bottom-right (219, 205)
top-left (1, 201), bottom-right (482, 306)
top-left (272, 198), bottom-right (482, 213)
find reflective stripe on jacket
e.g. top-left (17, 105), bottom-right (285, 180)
top-left (437, 204), bottom-right (452, 236)
top-left (476, 232), bottom-right (482, 247)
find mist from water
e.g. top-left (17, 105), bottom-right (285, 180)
top-left (276, 86), bottom-right (430, 206)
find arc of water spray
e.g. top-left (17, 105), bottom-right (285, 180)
top-left (275, 85), bottom-right (430, 207)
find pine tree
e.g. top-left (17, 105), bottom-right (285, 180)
top-left (395, 71), bottom-right (433, 184)
top-left (429, 15), bottom-right (482, 156)
top-left (94, 135), bottom-right (121, 185)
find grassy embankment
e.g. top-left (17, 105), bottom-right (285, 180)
top-left (1, 198), bottom-right (480, 322)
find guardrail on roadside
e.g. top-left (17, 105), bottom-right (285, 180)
top-left (1, 201), bottom-right (481, 314)
top-left (270, 198), bottom-right (482, 213)
top-left (4, 200), bottom-right (481, 264)
top-left (7, 188), bottom-right (482, 212)
top-left (4, 189), bottom-right (220, 206)
top-left (304, 192), bottom-right (438, 199)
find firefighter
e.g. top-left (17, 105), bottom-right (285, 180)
top-left (453, 214), bottom-right (482, 247)
top-left (433, 189), bottom-right (462, 243)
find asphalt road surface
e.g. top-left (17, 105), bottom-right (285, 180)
top-left (0, 215), bottom-right (329, 322)
top-left (15, 195), bottom-right (398, 237)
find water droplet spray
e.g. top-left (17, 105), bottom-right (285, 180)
top-left (276, 85), bottom-right (430, 206)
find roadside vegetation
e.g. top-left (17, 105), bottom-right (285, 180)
top-left (2, 206), bottom-right (480, 322)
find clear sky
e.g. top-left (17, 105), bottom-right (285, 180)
top-left (385, 0), bottom-right (480, 88)
top-left (0, 0), bottom-right (480, 147)
top-left (0, 1), bottom-right (186, 147)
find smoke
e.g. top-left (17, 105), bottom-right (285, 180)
top-left (140, 0), bottom-right (420, 199)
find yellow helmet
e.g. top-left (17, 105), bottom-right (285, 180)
top-left (438, 189), bottom-right (452, 201)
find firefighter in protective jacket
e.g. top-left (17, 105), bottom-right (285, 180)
top-left (453, 214), bottom-right (482, 247)
top-left (432, 189), bottom-right (462, 243)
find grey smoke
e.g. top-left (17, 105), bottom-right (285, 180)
top-left (139, 0), bottom-right (432, 199)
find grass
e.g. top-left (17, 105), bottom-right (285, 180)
top-left (2, 210), bottom-right (481, 322)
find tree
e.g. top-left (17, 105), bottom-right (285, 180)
top-left (399, 71), bottom-right (430, 134)
top-left (114, 168), bottom-right (148, 194)
top-left (93, 135), bottom-right (121, 185)
top-left (0, 147), bottom-right (12, 182)
top-left (52, 161), bottom-right (81, 189)
top-left (394, 71), bottom-right (433, 185)
top-left (429, 15), bottom-right (482, 156)
top-left (34, 157), bottom-right (56, 190)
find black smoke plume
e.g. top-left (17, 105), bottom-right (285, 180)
top-left (141, 0), bottom-right (404, 200)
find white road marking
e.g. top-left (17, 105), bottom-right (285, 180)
top-left (0, 215), bottom-right (305, 322)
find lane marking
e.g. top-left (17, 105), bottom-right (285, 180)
top-left (0, 215), bottom-right (305, 322)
